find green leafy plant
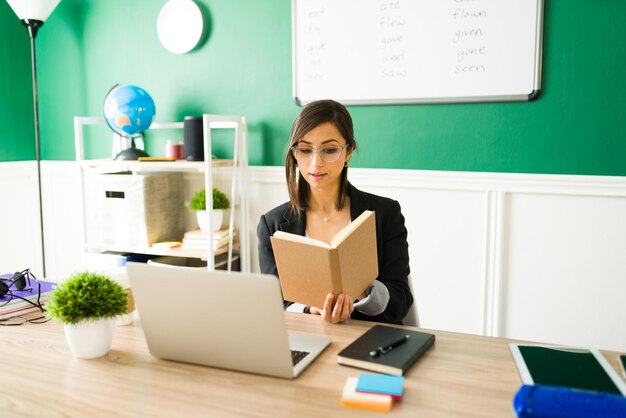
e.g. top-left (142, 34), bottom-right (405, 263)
top-left (46, 272), bottom-right (128, 325)
top-left (189, 188), bottom-right (230, 211)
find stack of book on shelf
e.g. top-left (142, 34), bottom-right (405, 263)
top-left (0, 273), bottom-right (56, 320)
top-left (181, 227), bottom-right (238, 252)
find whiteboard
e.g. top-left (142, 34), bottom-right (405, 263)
top-left (292, 0), bottom-right (544, 105)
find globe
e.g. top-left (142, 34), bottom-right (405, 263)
top-left (103, 84), bottom-right (156, 138)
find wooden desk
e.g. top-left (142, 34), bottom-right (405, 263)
top-left (1, 314), bottom-right (621, 417)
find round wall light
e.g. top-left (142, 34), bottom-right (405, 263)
top-left (157, 0), bottom-right (204, 54)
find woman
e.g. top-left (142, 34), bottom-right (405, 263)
top-left (257, 100), bottom-right (413, 324)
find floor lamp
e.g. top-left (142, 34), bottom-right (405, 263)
top-left (6, 0), bottom-right (61, 277)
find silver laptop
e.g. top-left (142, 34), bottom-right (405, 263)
top-left (126, 262), bottom-right (330, 378)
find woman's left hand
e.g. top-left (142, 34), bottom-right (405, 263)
top-left (310, 292), bottom-right (353, 323)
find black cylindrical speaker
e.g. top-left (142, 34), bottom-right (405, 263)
top-left (184, 116), bottom-right (204, 161)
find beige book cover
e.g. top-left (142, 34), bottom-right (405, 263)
top-left (270, 210), bottom-right (378, 308)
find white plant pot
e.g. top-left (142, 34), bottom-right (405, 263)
top-left (64, 318), bottom-right (116, 359)
top-left (197, 209), bottom-right (224, 232)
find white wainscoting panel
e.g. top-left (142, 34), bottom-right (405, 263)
top-left (40, 161), bottom-right (83, 282)
top-left (5, 161), bottom-right (625, 351)
top-left (501, 193), bottom-right (626, 350)
top-left (0, 162), bottom-right (43, 274)
top-left (349, 186), bottom-right (490, 336)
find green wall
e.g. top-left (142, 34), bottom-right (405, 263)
top-left (1, 0), bottom-right (625, 175)
top-left (0, 2), bottom-right (35, 161)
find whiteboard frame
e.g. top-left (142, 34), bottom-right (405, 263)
top-left (292, 0), bottom-right (544, 106)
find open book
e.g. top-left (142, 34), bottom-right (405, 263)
top-left (270, 210), bottom-right (378, 308)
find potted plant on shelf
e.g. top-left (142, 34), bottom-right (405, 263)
top-left (189, 187), bottom-right (230, 232)
top-left (46, 272), bottom-right (129, 359)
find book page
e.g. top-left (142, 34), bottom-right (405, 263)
top-left (272, 230), bottom-right (330, 249)
top-left (331, 210), bottom-right (374, 248)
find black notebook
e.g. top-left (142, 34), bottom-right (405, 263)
top-left (337, 325), bottom-right (435, 376)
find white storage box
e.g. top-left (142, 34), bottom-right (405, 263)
top-left (84, 171), bottom-right (185, 247)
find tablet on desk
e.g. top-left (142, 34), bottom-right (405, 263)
top-left (509, 344), bottom-right (626, 395)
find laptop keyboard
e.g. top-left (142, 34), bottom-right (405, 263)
top-left (291, 349), bottom-right (310, 366)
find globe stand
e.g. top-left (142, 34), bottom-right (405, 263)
top-left (114, 137), bottom-right (149, 160)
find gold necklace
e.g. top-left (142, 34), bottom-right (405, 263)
top-left (311, 208), bottom-right (335, 222)
top-left (321, 211), bottom-right (334, 222)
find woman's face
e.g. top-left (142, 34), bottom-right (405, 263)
top-left (295, 122), bottom-right (352, 193)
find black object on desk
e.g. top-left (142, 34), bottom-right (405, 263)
top-left (338, 325), bottom-right (435, 376)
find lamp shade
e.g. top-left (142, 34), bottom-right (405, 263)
top-left (6, 0), bottom-right (61, 22)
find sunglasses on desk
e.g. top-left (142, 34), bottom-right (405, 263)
top-left (0, 269), bottom-right (49, 326)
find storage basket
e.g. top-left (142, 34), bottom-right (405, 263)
top-left (84, 171), bottom-right (185, 247)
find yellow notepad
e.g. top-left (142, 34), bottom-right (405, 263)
top-left (138, 157), bottom-right (176, 161)
top-left (152, 241), bottom-right (182, 249)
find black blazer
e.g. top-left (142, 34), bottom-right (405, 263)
top-left (256, 183), bottom-right (413, 324)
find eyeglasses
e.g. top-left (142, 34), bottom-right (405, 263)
top-left (291, 144), bottom-right (350, 163)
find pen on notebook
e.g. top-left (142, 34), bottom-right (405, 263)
top-left (369, 335), bottom-right (410, 357)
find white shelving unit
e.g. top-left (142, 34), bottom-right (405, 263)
top-left (74, 115), bottom-right (250, 272)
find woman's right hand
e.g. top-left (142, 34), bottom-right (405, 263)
top-left (309, 292), bottom-right (353, 323)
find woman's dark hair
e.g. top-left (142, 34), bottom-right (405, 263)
top-left (285, 99), bottom-right (357, 214)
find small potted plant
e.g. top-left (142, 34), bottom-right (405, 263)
top-left (189, 187), bottom-right (230, 232)
top-left (46, 272), bottom-right (129, 359)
